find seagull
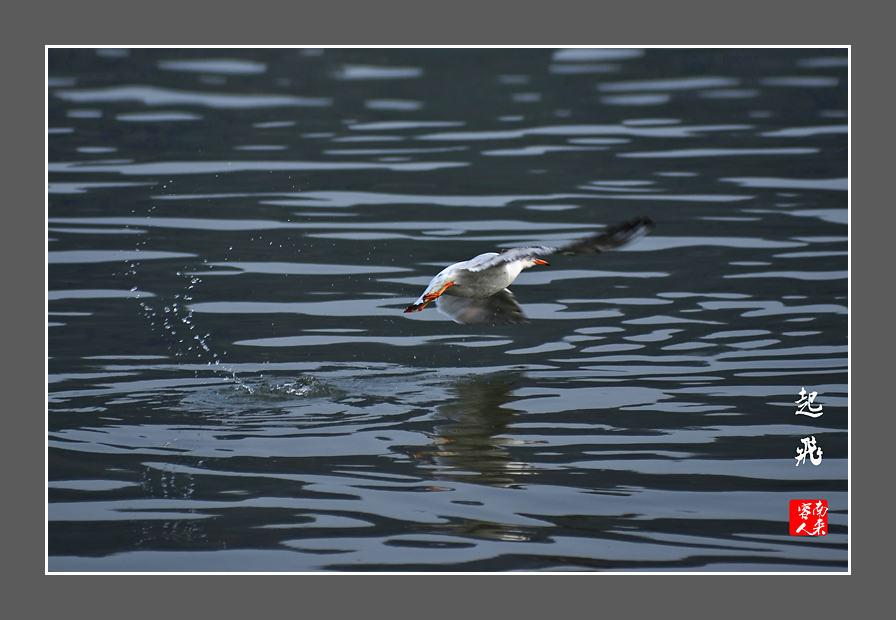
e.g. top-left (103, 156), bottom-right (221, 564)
top-left (404, 216), bottom-right (654, 324)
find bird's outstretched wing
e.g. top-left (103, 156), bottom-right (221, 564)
top-left (436, 289), bottom-right (527, 324)
top-left (462, 216), bottom-right (654, 273)
top-left (556, 215), bottom-right (654, 255)
top-left (463, 246), bottom-right (554, 273)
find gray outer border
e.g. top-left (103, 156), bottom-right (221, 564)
top-left (28, 0), bottom-right (875, 614)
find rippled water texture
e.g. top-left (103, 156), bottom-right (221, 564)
top-left (47, 48), bottom-right (848, 572)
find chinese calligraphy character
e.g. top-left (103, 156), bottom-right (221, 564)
top-left (797, 501), bottom-right (813, 520)
top-left (795, 387), bottom-right (824, 418)
top-left (795, 436), bottom-right (823, 466)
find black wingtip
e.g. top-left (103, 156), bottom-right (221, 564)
top-left (610, 215), bottom-right (654, 236)
top-left (558, 216), bottom-right (655, 255)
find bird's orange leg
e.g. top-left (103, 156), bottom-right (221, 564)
top-left (404, 281), bottom-right (455, 313)
top-left (423, 281), bottom-right (455, 301)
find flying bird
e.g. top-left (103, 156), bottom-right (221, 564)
top-left (404, 216), bottom-right (654, 324)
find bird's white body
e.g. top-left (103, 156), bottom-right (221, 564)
top-left (404, 216), bottom-right (654, 324)
top-left (413, 252), bottom-right (539, 301)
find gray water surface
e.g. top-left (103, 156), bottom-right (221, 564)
top-left (47, 48), bottom-right (848, 572)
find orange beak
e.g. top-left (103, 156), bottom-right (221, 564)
top-left (534, 259), bottom-right (549, 266)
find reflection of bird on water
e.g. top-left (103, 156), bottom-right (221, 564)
top-left (399, 373), bottom-right (554, 543)
top-left (404, 216), bottom-right (654, 324)
top-left (410, 373), bottom-right (535, 489)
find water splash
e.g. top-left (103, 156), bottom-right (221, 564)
top-left (179, 374), bottom-right (342, 413)
top-left (128, 256), bottom-right (245, 388)
top-left (229, 374), bottom-right (338, 399)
